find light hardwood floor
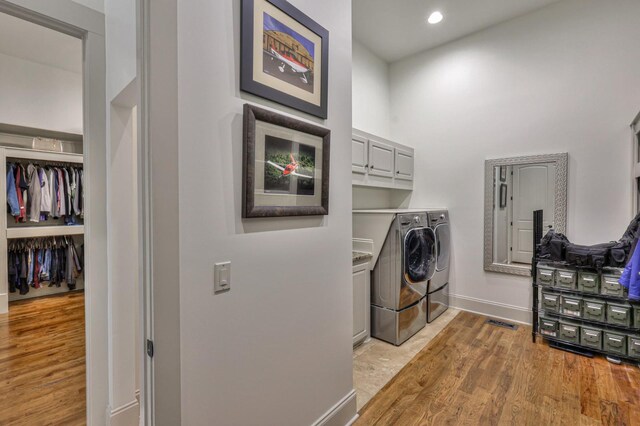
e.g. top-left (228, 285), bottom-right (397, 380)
top-left (356, 311), bottom-right (640, 425)
top-left (0, 292), bottom-right (86, 425)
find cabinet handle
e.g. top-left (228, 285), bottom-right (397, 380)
top-left (370, 165), bottom-right (374, 170)
top-left (364, 164), bottom-right (368, 168)
top-left (396, 171), bottom-right (400, 174)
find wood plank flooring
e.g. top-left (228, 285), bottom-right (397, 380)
top-left (356, 311), bottom-right (640, 425)
top-left (0, 292), bottom-right (86, 425)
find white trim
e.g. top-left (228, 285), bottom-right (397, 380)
top-left (311, 389), bottom-right (358, 426)
top-left (5, 147), bottom-right (84, 163)
top-left (108, 399), bottom-right (140, 426)
top-left (449, 293), bottom-right (531, 325)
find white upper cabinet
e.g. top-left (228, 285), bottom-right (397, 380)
top-left (351, 129), bottom-right (414, 190)
top-left (395, 148), bottom-right (414, 181)
top-left (351, 134), bottom-right (368, 174)
top-left (368, 139), bottom-right (395, 178)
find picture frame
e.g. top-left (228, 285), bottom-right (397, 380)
top-left (499, 165), bottom-right (507, 182)
top-left (499, 183), bottom-right (508, 208)
top-left (241, 0), bottom-right (329, 119)
top-left (243, 103), bottom-right (330, 217)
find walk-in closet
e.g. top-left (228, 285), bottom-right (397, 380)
top-left (0, 12), bottom-right (88, 424)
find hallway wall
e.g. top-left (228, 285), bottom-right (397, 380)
top-left (176, 0), bottom-right (356, 424)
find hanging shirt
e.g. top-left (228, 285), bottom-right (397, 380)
top-left (48, 168), bottom-right (58, 218)
top-left (26, 164), bottom-right (42, 222)
top-left (40, 167), bottom-right (52, 216)
top-left (57, 168), bottom-right (66, 217)
top-left (6, 164), bottom-right (20, 217)
top-left (14, 166), bottom-right (26, 222)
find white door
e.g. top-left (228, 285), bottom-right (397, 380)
top-left (511, 164), bottom-right (556, 264)
top-left (353, 264), bottom-right (369, 346)
top-left (351, 134), bottom-right (368, 174)
top-left (395, 148), bottom-right (414, 181)
top-left (368, 139), bottom-right (395, 178)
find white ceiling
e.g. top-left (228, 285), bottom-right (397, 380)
top-left (0, 12), bottom-right (82, 74)
top-left (353, 0), bottom-right (562, 63)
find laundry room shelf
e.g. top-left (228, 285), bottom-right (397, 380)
top-left (538, 309), bottom-right (640, 333)
top-left (6, 225), bottom-right (84, 239)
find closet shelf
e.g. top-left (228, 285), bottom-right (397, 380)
top-left (7, 225), bottom-right (84, 239)
top-left (4, 147), bottom-right (82, 164)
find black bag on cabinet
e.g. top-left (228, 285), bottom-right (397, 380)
top-left (539, 230), bottom-right (570, 261)
top-left (565, 242), bottom-right (616, 270)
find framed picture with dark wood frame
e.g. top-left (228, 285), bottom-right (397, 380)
top-left (241, 0), bottom-right (329, 119)
top-left (243, 103), bottom-right (330, 217)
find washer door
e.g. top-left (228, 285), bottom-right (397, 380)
top-left (435, 223), bottom-right (450, 272)
top-left (404, 227), bottom-right (436, 283)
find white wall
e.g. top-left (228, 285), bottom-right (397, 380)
top-left (0, 52), bottom-right (82, 133)
top-left (390, 0), bottom-right (640, 322)
top-left (176, 0), bottom-right (355, 424)
top-left (352, 39), bottom-right (390, 139)
top-left (72, 0), bottom-right (104, 13)
top-left (104, 0), bottom-right (140, 423)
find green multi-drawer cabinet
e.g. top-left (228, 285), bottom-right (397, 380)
top-left (539, 317), bottom-right (559, 338)
top-left (561, 295), bottom-right (582, 317)
top-left (601, 272), bottom-right (626, 297)
top-left (558, 322), bottom-right (580, 344)
top-left (606, 302), bottom-right (632, 327)
top-left (583, 299), bottom-right (606, 322)
top-left (580, 327), bottom-right (603, 350)
top-left (556, 269), bottom-right (577, 290)
top-left (603, 332), bottom-right (627, 356)
top-left (577, 271), bottom-right (599, 293)
top-left (537, 265), bottom-right (556, 287)
top-left (541, 291), bottom-right (561, 313)
top-left (629, 337), bottom-right (640, 360)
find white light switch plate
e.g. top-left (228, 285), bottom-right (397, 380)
top-left (214, 262), bottom-right (231, 294)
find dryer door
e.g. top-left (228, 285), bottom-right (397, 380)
top-left (403, 227), bottom-right (436, 284)
top-left (435, 223), bottom-right (450, 272)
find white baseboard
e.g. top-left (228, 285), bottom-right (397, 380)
top-left (312, 389), bottom-right (358, 426)
top-left (0, 292), bottom-right (7, 314)
top-left (450, 293), bottom-right (531, 325)
top-left (108, 399), bottom-right (140, 426)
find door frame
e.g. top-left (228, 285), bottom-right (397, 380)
top-left (0, 1), bottom-right (108, 424)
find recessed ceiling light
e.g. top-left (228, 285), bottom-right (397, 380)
top-left (428, 11), bottom-right (443, 24)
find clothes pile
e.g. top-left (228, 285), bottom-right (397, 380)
top-left (6, 162), bottom-right (84, 224)
top-left (8, 236), bottom-right (83, 295)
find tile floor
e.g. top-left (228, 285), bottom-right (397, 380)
top-left (352, 308), bottom-right (460, 410)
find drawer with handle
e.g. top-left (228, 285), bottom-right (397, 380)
top-left (561, 295), bottom-right (582, 318)
top-left (629, 337), bottom-right (640, 360)
top-left (541, 291), bottom-right (561, 313)
top-left (603, 332), bottom-right (627, 356)
top-left (582, 299), bottom-right (606, 323)
top-left (537, 265), bottom-right (556, 287)
top-left (556, 269), bottom-right (576, 290)
top-left (580, 327), bottom-right (603, 350)
top-left (606, 303), bottom-right (632, 327)
top-left (601, 274), bottom-right (626, 298)
top-left (577, 271), bottom-right (599, 294)
top-left (539, 317), bottom-right (559, 338)
top-left (558, 323), bottom-right (580, 344)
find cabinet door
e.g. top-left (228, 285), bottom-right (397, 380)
top-left (351, 134), bottom-right (368, 174)
top-left (368, 139), bottom-right (395, 178)
top-left (353, 265), bottom-right (369, 346)
top-left (395, 148), bottom-right (414, 181)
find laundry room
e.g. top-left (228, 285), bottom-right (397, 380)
top-left (350, 0), bottom-right (640, 422)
